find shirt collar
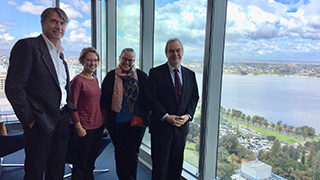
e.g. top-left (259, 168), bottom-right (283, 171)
top-left (42, 33), bottom-right (64, 54)
top-left (167, 62), bottom-right (182, 73)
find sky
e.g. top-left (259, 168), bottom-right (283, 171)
top-left (1, 0), bottom-right (320, 62)
top-left (0, 0), bottom-right (91, 57)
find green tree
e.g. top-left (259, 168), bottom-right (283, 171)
top-left (219, 134), bottom-right (238, 154)
top-left (271, 139), bottom-right (281, 157)
top-left (245, 115), bottom-right (251, 124)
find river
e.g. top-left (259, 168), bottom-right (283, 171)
top-left (196, 73), bottom-right (320, 133)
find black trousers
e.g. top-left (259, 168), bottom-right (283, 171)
top-left (109, 122), bottom-right (145, 180)
top-left (151, 134), bottom-right (187, 180)
top-left (72, 125), bottom-right (104, 180)
top-left (23, 109), bottom-right (70, 180)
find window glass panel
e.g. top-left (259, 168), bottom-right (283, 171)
top-left (101, 0), bottom-right (107, 79)
top-left (153, 0), bottom-right (207, 175)
top-left (0, 0), bottom-right (52, 120)
top-left (218, 0), bottom-right (320, 179)
top-left (117, 0), bottom-right (140, 67)
top-left (60, 0), bottom-right (92, 79)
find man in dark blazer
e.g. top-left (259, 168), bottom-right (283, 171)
top-left (5, 8), bottom-right (75, 180)
top-left (148, 38), bottom-right (199, 180)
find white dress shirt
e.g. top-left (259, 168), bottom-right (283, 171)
top-left (42, 34), bottom-right (67, 109)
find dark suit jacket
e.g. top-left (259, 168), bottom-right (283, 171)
top-left (100, 69), bottom-right (150, 132)
top-left (5, 35), bottom-right (74, 133)
top-left (148, 63), bottom-right (199, 136)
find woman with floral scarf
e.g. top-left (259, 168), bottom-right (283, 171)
top-left (100, 48), bottom-right (150, 180)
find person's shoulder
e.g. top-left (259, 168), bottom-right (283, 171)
top-left (106, 69), bottom-right (116, 77)
top-left (12, 36), bottom-right (39, 49)
top-left (102, 69), bottom-right (116, 83)
top-left (18, 35), bottom-right (41, 44)
top-left (71, 75), bottom-right (82, 84)
top-left (182, 65), bottom-right (195, 74)
top-left (150, 63), bottom-right (167, 73)
top-left (136, 69), bottom-right (147, 76)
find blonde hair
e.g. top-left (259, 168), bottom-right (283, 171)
top-left (79, 47), bottom-right (100, 64)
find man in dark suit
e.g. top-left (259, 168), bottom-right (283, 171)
top-left (5, 7), bottom-right (75, 180)
top-left (148, 38), bottom-right (199, 180)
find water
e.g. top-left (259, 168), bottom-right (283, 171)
top-left (196, 73), bottom-right (320, 134)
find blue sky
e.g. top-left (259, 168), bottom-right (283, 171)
top-left (0, 0), bottom-right (91, 57)
top-left (1, 0), bottom-right (320, 62)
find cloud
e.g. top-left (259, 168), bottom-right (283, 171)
top-left (17, 1), bottom-right (46, 15)
top-left (60, 3), bottom-right (83, 19)
top-left (23, 32), bottom-right (41, 38)
top-left (68, 28), bottom-right (90, 43)
top-left (68, 19), bottom-right (80, 29)
top-left (71, 0), bottom-right (91, 14)
top-left (0, 24), bottom-right (7, 33)
top-left (0, 33), bottom-right (15, 41)
top-left (8, 1), bottom-right (17, 6)
top-left (82, 20), bottom-right (91, 28)
top-left (223, 0), bottom-right (320, 61)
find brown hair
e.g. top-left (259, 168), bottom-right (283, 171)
top-left (41, 7), bottom-right (68, 24)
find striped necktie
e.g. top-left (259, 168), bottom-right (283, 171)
top-left (174, 68), bottom-right (182, 104)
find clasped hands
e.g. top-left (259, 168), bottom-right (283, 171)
top-left (165, 115), bottom-right (189, 127)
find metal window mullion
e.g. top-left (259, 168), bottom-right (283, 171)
top-left (140, 0), bottom-right (154, 73)
top-left (106, 0), bottom-right (117, 71)
top-left (198, 0), bottom-right (228, 179)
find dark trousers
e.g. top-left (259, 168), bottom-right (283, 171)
top-left (23, 110), bottom-right (70, 180)
top-left (72, 126), bottom-right (104, 180)
top-left (151, 134), bottom-right (187, 180)
top-left (109, 122), bottom-right (145, 180)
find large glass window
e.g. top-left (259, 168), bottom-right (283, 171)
top-left (117, 0), bottom-right (140, 67)
top-left (217, 0), bottom-right (320, 179)
top-left (153, 0), bottom-right (207, 175)
top-left (60, 0), bottom-right (92, 79)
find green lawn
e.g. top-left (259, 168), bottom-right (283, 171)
top-left (223, 117), bottom-right (304, 144)
top-left (184, 141), bottom-right (199, 167)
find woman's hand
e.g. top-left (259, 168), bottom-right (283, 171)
top-left (75, 122), bottom-right (87, 137)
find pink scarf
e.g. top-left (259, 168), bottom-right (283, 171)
top-left (111, 65), bottom-right (138, 113)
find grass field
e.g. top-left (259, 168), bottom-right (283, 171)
top-left (223, 116), bottom-right (304, 144)
top-left (184, 141), bottom-right (199, 167)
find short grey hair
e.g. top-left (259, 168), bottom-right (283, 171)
top-left (165, 38), bottom-right (184, 54)
top-left (120, 48), bottom-right (135, 56)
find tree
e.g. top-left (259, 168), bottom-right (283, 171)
top-left (270, 122), bottom-right (275, 130)
top-left (276, 120), bottom-right (282, 132)
top-left (283, 123), bottom-right (288, 134)
top-left (263, 119), bottom-right (269, 129)
top-left (219, 134), bottom-right (238, 154)
top-left (271, 139), bottom-right (281, 156)
top-left (245, 115), bottom-right (251, 124)
top-left (288, 125), bottom-right (295, 135)
top-left (217, 146), bottom-right (229, 162)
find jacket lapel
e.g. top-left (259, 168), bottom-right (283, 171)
top-left (163, 64), bottom-right (178, 103)
top-left (38, 35), bottom-right (60, 86)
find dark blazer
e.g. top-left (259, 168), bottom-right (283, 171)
top-left (5, 35), bottom-right (74, 133)
top-left (148, 63), bottom-right (199, 136)
top-left (100, 69), bottom-right (150, 131)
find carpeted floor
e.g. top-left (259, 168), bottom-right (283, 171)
top-left (0, 140), bottom-right (151, 180)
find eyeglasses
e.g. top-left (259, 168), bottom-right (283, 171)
top-left (121, 56), bottom-right (135, 63)
top-left (86, 59), bottom-right (99, 63)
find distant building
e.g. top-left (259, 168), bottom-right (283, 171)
top-left (0, 74), bottom-right (6, 92)
top-left (231, 160), bottom-right (287, 180)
